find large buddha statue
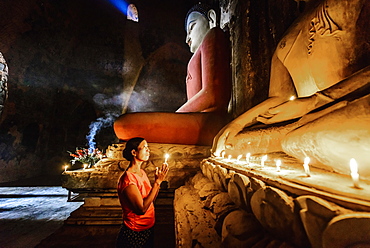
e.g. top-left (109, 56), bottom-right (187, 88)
top-left (114, 3), bottom-right (232, 145)
top-left (213, 0), bottom-right (370, 177)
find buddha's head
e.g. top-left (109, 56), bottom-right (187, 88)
top-left (185, 3), bottom-right (216, 53)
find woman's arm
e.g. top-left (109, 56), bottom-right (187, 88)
top-left (123, 163), bottom-right (169, 215)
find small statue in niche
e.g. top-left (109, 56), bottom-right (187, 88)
top-left (127, 4), bottom-right (138, 22)
top-left (0, 52), bottom-right (8, 122)
top-left (212, 0), bottom-right (370, 177)
top-left (114, 3), bottom-right (232, 145)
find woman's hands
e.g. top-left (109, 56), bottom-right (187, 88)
top-left (155, 163), bottom-right (169, 185)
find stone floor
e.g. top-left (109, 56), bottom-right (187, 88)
top-left (0, 175), bottom-right (176, 248)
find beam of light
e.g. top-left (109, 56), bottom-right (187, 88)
top-left (107, 0), bottom-right (129, 16)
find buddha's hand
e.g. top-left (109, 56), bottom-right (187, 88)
top-left (256, 96), bottom-right (317, 124)
top-left (211, 122), bottom-right (243, 156)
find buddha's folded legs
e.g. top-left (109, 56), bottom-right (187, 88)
top-left (114, 112), bottom-right (230, 146)
top-left (282, 94), bottom-right (370, 178)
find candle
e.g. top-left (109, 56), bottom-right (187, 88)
top-left (237, 154), bottom-right (242, 162)
top-left (261, 155), bottom-right (267, 167)
top-left (83, 163), bottom-right (88, 170)
top-left (228, 155), bottom-right (232, 161)
top-left (164, 153), bottom-right (170, 164)
top-left (221, 151), bottom-right (225, 159)
top-left (246, 153), bottom-right (251, 164)
top-left (64, 165), bottom-right (68, 172)
top-left (276, 159), bottom-right (281, 172)
top-left (303, 157), bottom-right (311, 177)
top-left (350, 158), bottom-right (360, 189)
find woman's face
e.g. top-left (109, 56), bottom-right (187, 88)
top-left (135, 140), bottom-right (150, 161)
top-left (186, 12), bottom-right (210, 53)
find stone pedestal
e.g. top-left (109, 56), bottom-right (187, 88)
top-left (61, 142), bottom-right (211, 227)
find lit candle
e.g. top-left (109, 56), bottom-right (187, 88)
top-left (303, 157), bottom-right (311, 177)
top-left (221, 151), bottom-right (225, 159)
top-left (261, 155), bottom-right (267, 167)
top-left (228, 155), bottom-right (232, 161)
top-left (164, 153), bottom-right (170, 164)
top-left (237, 154), bottom-right (242, 162)
top-left (83, 163), bottom-right (88, 170)
top-left (289, 96), bottom-right (296, 101)
top-left (64, 165), bottom-right (68, 172)
top-left (246, 153), bottom-right (251, 164)
top-left (276, 159), bottom-right (281, 172)
top-left (350, 158), bottom-right (360, 189)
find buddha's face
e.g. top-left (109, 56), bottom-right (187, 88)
top-left (186, 12), bottom-right (210, 53)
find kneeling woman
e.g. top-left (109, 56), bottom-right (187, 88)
top-left (116, 137), bottom-right (169, 248)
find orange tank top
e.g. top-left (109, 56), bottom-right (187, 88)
top-left (117, 169), bottom-right (155, 231)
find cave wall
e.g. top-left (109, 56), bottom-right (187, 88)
top-left (0, 0), bottom-right (197, 183)
top-left (225, 0), bottom-right (300, 117)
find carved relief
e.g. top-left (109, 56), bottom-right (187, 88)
top-left (0, 52), bottom-right (8, 121)
top-left (308, 2), bottom-right (340, 55)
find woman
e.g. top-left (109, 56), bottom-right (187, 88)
top-left (116, 137), bottom-right (169, 248)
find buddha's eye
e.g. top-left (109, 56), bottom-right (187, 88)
top-left (189, 23), bottom-right (195, 31)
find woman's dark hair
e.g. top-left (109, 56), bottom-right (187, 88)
top-left (122, 137), bottom-right (145, 161)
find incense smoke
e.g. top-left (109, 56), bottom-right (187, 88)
top-left (86, 92), bottom-right (124, 152)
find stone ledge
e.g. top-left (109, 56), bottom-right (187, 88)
top-left (174, 157), bottom-right (370, 247)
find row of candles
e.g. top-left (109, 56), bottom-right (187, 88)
top-left (63, 153), bottom-right (172, 172)
top-left (218, 152), bottom-right (362, 189)
top-left (63, 151), bottom-right (361, 190)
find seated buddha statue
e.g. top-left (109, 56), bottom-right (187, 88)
top-left (212, 0), bottom-right (370, 177)
top-left (114, 3), bottom-right (232, 145)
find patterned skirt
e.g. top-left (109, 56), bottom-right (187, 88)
top-left (116, 224), bottom-right (154, 248)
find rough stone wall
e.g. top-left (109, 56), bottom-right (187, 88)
top-left (226, 0), bottom-right (300, 117)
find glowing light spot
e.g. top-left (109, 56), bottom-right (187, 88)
top-left (289, 96), bottom-right (296, 101)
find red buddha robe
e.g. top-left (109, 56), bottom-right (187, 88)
top-left (114, 27), bottom-right (232, 145)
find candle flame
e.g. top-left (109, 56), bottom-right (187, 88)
top-left (164, 153), bottom-right (170, 163)
top-left (246, 153), bottom-right (251, 163)
top-left (237, 154), bottom-right (242, 161)
top-left (261, 155), bottom-right (267, 167)
top-left (304, 157), bottom-right (310, 165)
top-left (349, 158), bottom-right (360, 189)
top-left (221, 151), bottom-right (225, 158)
top-left (350, 158), bottom-right (358, 174)
top-left (303, 157), bottom-right (311, 176)
top-left (228, 155), bottom-right (232, 160)
top-left (64, 165), bottom-right (68, 172)
top-left (276, 159), bottom-right (281, 171)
